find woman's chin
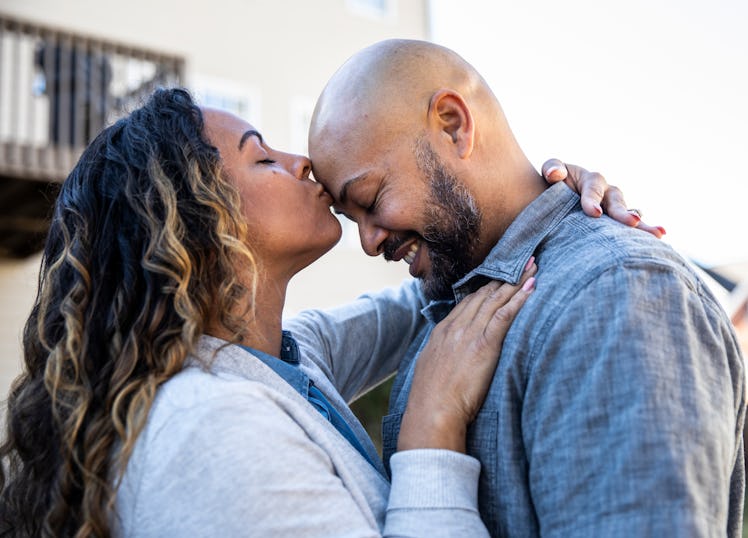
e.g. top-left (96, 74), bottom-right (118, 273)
top-left (318, 220), bottom-right (343, 255)
top-left (291, 231), bottom-right (343, 276)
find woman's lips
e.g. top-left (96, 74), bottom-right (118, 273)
top-left (316, 184), bottom-right (334, 206)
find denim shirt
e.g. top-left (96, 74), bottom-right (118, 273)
top-left (382, 183), bottom-right (746, 537)
top-left (239, 332), bottom-right (382, 474)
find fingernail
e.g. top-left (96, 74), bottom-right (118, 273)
top-left (657, 226), bottom-right (667, 235)
top-left (594, 204), bottom-right (603, 216)
top-left (522, 277), bottom-right (536, 291)
top-left (524, 256), bottom-right (535, 272)
top-left (630, 213), bottom-right (641, 224)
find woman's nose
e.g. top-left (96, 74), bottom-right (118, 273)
top-left (289, 153), bottom-right (312, 180)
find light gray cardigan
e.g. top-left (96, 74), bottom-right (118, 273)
top-left (113, 281), bottom-right (489, 537)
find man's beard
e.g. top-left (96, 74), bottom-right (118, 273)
top-left (413, 139), bottom-right (482, 301)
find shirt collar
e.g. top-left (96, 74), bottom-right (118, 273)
top-left (421, 183), bottom-right (580, 321)
top-left (239, 331), bottom-right (306, 396)
top-left (454, 183), bottom-right (579, 299)
top-left (279, 330), bottom-right (300, 364)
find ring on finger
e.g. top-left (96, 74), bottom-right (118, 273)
top-left (627, 208), bottom-right (643, 218)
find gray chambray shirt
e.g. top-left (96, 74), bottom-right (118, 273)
top-left (382, 182), bottom-right (745, 537)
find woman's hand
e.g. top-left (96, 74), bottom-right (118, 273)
top-left (542, 158), bottom-right (666, 238)
top-left (397, 260), bottom-right (537, 454)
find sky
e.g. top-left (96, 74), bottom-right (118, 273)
top-left (429, 0), bottom-right (747, 267)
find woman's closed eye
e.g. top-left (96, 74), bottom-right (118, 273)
top-left (257, 158), bottom-right (276, 165)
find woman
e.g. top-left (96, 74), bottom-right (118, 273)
top-left (0, 87), bottom-right (637, 536)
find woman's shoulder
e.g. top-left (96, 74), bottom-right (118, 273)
top-left (137, 367), bottom-right (267, 451)
top-left (114, 362), bottom-right (333, 534)
top-left (142, 338), bottom-right (324, 446)
top-left (127, 337), bottom-right (346, 471)
top-left (157, 363), bottom-right (261, 409)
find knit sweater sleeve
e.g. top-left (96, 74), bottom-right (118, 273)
top-left (117, 385), bottom-right (487, 537)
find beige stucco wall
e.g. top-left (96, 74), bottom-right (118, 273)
top-left (0, 251), bottom-right (411, 401)
top-left (0, 0), bottom-right (425, 400)
top-left (0, 0), bottom-right (429, 151)
top-left (0, 255), bottom-right (41, 400)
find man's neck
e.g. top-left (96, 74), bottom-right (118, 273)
top-left (478, 166), bottom-right (547, 259)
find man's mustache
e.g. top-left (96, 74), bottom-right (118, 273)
top-left (382, 234), bottom-right (419, 261)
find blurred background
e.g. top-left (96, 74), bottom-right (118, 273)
top-left (0, 0), bottom-right (746, 489)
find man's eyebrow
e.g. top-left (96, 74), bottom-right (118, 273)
top-left (338, 173), bottom-right (369, 205)
top-left (239, 129), bottom-right (263, 151)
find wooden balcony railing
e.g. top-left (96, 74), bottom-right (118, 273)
top-left (0, 13), bottom-right (184, 257)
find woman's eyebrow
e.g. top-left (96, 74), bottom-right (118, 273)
top-left (238, 129), bottom-right (263, 151)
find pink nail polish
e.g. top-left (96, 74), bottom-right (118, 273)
top-left (657, 226), bottom-right (667, 235)
top-left (522, 277), bottom-right (536, 291)
top-left (524, 256), bottom-right (535, 272)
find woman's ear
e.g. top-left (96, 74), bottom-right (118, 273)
top-left (427, 89), bottom-right (475, 159)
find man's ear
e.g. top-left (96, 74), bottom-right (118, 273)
top-left (427, 89), bottom-right (475, 159)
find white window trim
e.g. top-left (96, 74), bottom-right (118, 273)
top-left (345, 0), bottom-right (397, 21)
top-left (189, 74), bottom-right (262, 129)
top-left (288, 95), bottom-right (316, 157)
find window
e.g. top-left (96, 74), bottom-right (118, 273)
top-left (288, 95), bottom-right (315, 156)
top-left (190, 74), bottom-right (261, 128)
top-left (346, 0), bottom-right (397, 21)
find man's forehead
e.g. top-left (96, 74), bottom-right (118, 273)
top-left (310, 138), bottom-right (370, 187)
top-left (313, 162), bottom-right (369, 202)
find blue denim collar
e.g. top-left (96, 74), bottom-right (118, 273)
top-left (239, 331), bottom-right (306, 397)
top-left (453, 183), bottom-right (580, 300)
top-left (239, 332), bottom-right (385, 476)
top-left (420, 183), bottom-right (579, 320)
top-left (279, 330), bottom-right (300, 364)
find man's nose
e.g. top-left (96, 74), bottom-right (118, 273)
top-left (358, 218), bottom-right (387, 257)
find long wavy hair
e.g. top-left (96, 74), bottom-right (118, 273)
top-left (0, 88), bottom-right (257, 536)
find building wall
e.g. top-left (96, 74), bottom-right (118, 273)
top-left (1, 0), bottom-right (429, 152)
top-left (0, 255), bottom-right (40, 400)
top-left (0, 0), bottom-right (425, 400)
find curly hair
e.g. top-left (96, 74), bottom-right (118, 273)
top-left (0, 88), bottom-right (257, 537)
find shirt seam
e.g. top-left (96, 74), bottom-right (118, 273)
top-left (522, 255), bottom-right (717, 381)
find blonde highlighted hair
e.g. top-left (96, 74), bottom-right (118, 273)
top-left (0, 88), bottom-right (256, 536)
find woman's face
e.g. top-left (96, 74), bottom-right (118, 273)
top-left (202, 108), bottom-right (341, 277)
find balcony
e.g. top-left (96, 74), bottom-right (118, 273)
top-left (0, 14), bottom-right (184, 257)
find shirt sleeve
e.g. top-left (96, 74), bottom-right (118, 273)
top-left (129, 390), bottom-right (488, 537)
top-left (284, 279), bottom-right (429, 402)
top-left (522, 263), bottom-right (745, 536)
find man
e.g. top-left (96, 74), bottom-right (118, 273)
top-left (309, 39), bottom-right (745, 536)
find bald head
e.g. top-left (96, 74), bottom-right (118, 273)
top-left (309, 40), bottom-right (545, 279)
top-left (311, 39), bottom-right (501, 152)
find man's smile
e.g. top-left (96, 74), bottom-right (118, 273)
top-left (384, 236), bottom-right (427, 277)
top-left (402, 241), bottom-right (419, 265)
